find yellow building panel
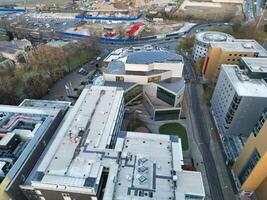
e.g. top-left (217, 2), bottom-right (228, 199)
top-left (0, 177), bottom-right (11, 200)
top-left (242, 152), bottom-right (267, 191)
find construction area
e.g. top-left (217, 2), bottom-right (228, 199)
top-left (175, 0), bottom-right (244, 20)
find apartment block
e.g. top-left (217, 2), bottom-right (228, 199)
top-left (20, 85), bottom-right (205, 200)
top-left (233, 110), bottom-right (267, 200)
top-left (211, 62), bottom-right (267, 136)
top-left (0, 99), bottom-right (70, 200)
top-left (202, 39), bottom-right (267, 82)
top-left (103, 45), bottom-right (185, 121)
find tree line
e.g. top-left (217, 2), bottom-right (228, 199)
top-left (0, 41), bottom-right (99, 105)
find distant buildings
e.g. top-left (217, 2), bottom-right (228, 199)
top-left (202, 39), bottom-right (267, 82)
top-left (0, 39), bottom-right (31, 64)
top-left (192, 31), bottom-right (234, 62)
top-left (19, 85), bottom-right (205, 200)
top-left (103, 46), bottom-right (185, 121)
top-left (0, 99), bottom-right (70, 200)
top-left (233, 109), bottom-right (267, 200)
top-left (211, 58), bottom-right (267, 136)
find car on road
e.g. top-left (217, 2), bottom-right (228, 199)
top-left (96, 56), bottom-right (101, 61)
top-left (90, 60), bottom-right (95, 65)
top-left (78, 68), bottom-right (88, 76)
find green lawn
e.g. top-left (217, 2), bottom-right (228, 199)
top-left (159, 123), bottom-right (188, 150)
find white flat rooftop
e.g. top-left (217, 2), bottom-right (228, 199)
top-left (32, 86), bottom-right (124, 194)
top-left (223, 65), bottom-right (267, 97)
top-left (109, 132), bottom-right (205, 200)
top-left (241, 57), bottom-right (267, 73)
top-left (211, 39), bottom-right (267, 57)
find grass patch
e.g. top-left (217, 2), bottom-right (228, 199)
top-left (159, 123), bottom-right (188, 150)
top-left (0, 35), bottom-right (8, 41)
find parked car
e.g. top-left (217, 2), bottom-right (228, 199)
top-left (78, 68), bottom-right (88, 76)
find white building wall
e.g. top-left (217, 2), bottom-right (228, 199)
top-left (211, 68), bottom-right (236, 132)
top-left (225, 97), bottom-right (267, 136)
top-left (211, 66), bottom-right (267, 136)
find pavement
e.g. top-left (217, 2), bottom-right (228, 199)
top-left (182, 51), bottom-right (237, 200)
top-left (42, 63), bottom-right (96, 101)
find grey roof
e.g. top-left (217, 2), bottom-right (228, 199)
top-left (126, 51), bottom-right (183, 65)
top-left (105, 60), bottom-right (125, 74)
top-left (104, 81), bottom-right (137, 91)
top-left (156, 77), bottom-right (185, 94)
top-left (241, 57), bottom-right (267, 73)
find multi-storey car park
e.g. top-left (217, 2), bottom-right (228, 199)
top-left (192, 31), bottom-right (234, 62)
top-left (19, 85), bottom-right (205, 200)
top-left (103, 45), bottom-right (185, 121)
top-left (0, 99), bottom-right (71, 200)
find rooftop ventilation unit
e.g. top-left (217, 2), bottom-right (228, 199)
top-left (243, 43), bottom-right (253, 49)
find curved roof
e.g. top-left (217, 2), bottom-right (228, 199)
top-left (196, 31), bottom-right (234, 44)
top-left (126, 51), bottom-right (183, 65)
top-left (105, 60), bottom-right (125, 75)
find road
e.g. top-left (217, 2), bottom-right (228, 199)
top-left (245, 0), bottom-right (255, 21)
top-left (182, 52), bottom-right (236, 200)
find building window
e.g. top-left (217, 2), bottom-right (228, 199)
top-left (238, 149), bottom-right (261, 185)
top-left (253, 111), bottom-right (267, 137)
top-left (148, 76), bottom-right (161, 83)
top-left (154, 109), bottom-right (180, 121)
top-left (185, 194), bottom-right (203, 199)
top-left (229, 54), bottom-right (232, 56)
top-left (62, 193), bottom-right (72, 200)
top-left (116, 76), bottom-right (124, 82)
top-left (157, 87), bottom-right (176, 106)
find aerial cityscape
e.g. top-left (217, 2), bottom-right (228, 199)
top-left (0, 0), bottom-right (266, 200)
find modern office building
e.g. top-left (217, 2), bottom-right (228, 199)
top-left (211, 64), bottom-right (267, 136)
top-left (103, 45), bottom-right (185, 121)
top-left (20, 86), bottom-right (205, 200)
top-left (202, 39), bottom-right (267, 82)
top-left (0, 99), bottom-right (70, 200)
top-left (233, 109), bottom-right (267, 200)
top-left (192, 31), bottom-right (234, 62)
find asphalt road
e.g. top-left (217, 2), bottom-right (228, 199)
top-left (182, 53), bottom-right (226, 200)
top-left (245, 0), bottom-right (255, 20)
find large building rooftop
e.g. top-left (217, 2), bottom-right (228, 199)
top-left (0, 99), bottom-right (70, 198)
top-left (196, 31), bottom-right (234, 43)
top-left (126, 51), bottom-right (183, 65)
top-left (25, 86), bottom-right (124, 195)
top-left (223, 64), bottom-right (267, 97)
top-left (22, 86), bottom-right (204, 200)
top-left (211, 39), bottom-right (267, 57)
top-left (109, 132), bottom-right (205, 200)
top-left (241, 57), bottom-right (267, 73)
